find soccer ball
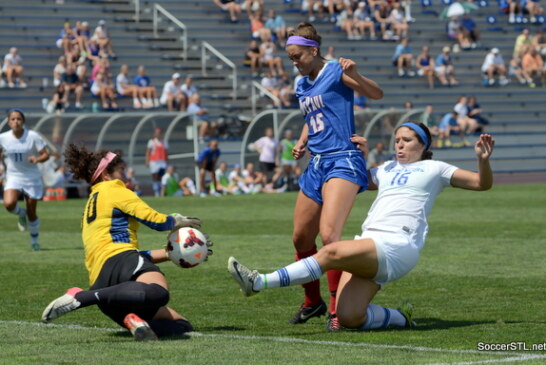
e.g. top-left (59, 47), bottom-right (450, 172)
top-left (166, 227), bottom-right (208, 268)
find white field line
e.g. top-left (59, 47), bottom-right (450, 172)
top-left (3, 320), bottom-right (545, 363)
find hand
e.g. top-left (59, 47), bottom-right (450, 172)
top-left (350, 134), bottom-right (369, 157)
top-left (28, 156), bottom-right (38, 164)
top-left (171, 213), bottom-right (202, 230)
top-left (339, 57), bottom-right (358, 78)
top-left (292, 140), bottom-right (307, 160)
top-left (475, 134), bottom-right (495, 161)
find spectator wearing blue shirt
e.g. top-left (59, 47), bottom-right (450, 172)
top-left (196, 140), bottom-right (221, 197)
top-left (392, 38), bottom-right (415, 77)
top-left (435, 46), bottom-right (458, 86)
top-left (438, 110), bottom-right (469, 148)
top-left (133, 66), bottom-right (159, 108)
top-left (264, 9), bottom-right (287, 46)
top-left (460, 14), bottom-right (480, 49)
top-left (187, 93), bottom-right (217, 141)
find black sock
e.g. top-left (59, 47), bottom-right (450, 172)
top-left (75, 282), bottom-right (169, 309)
top-left (149, 319), bottom-right (193, 337)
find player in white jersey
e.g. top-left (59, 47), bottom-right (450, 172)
top-left (0, 109), bottom-right (49, 251)
top-left (229, 122), bottom-right (495, 331)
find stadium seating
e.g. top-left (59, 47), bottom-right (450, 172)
top-left (0, 0), bottom-right (544, 178)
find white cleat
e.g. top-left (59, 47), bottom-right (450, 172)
top-left (227, 257), bottom-right (260, 297)
top-left (41, 287), bottom-right (82, 323)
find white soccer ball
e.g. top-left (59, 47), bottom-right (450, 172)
top-left (167, 227), bottom-right (208, 268)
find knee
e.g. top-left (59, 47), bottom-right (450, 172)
top-left (337, 310), bottom-right (365, 329)
top-left (320, 230), bottom-right (338, 246)
top-left (148, 283), bottom-right (170, 307)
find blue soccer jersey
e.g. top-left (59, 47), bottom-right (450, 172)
top-left (296, 60), bottom-right (355, 154)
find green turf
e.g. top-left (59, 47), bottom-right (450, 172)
top-left (0, 184), bottom-right (545, 364)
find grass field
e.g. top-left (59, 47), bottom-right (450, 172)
top-left (1, 184), bottom-right (545, 365)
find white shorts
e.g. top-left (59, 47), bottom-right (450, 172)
top-left (4, 179), bottom-right (44, 200)
top-left (149, 160), bottom-right (167, 174)
top-left (355, 228), bottom-right (420, 287)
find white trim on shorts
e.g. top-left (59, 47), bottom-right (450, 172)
top-left (149, 160), bottom-right (167, 174)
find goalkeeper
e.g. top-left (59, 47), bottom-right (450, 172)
top-left (41, 144), bottom-right (211, 341)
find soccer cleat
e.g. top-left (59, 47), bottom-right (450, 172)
top-left (31, 242), bottom-right (41, 251)
top-left (228, 257), bottom-right (260, 297)
top-left (327, 313), bottom-right (343, 332)
top-left (123, 313), bottom-right (158, 341)
top-left (17, 215), bottom-right (27, 231)
top-left (289, 301), bottom-right (327, 324)
top-left (41, 287), bottom-right (83, 323)
top-left (398, 301), bottom-right (416, 328)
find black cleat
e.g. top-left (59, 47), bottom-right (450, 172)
top-left (289, 301), bottom-right (327, 324)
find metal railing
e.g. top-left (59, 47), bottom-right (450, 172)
top-left (250, 81), bottom-right (281, 116)
top-left (201, 41), bottom-right (237, 100)
top-left (133, 0), bottom-right (140, 23)
top-left (153, 4), bottom-right (188, 60)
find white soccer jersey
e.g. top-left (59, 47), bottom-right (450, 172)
top-left (0, 128), bottom-right (47, 183)
top-left (362, 159), bottom-right (458, 250)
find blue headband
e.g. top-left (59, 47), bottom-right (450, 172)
top-left (286, 36), bottom-right (320, 48)
top-left (400, 122), bottom-right (430, 150)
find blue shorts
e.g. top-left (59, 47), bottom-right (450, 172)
top-left (298, 150), bottom-right (368, 205)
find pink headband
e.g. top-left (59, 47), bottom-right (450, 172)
top-left (90, 152), bottom-right (117, 183)
top-left (286, 36), bottom-right (319, 48)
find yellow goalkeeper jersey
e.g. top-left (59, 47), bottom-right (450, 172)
top-left (82, 179), bottom-right (174, 285)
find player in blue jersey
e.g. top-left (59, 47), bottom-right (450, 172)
top-left (284, 22), bottom-right (383, 330)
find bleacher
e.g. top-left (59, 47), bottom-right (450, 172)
top-left (0, 0), bottom-right (545, 178)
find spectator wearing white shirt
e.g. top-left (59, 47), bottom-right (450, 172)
top-left (180, 76), bottom-right (197, 99)
top-left (93, 20), bottom-right (115, 58)
top-left (252, 127), bottom-right (281, 185)
top-left (481, 48), bottom-right (509, 86)
top-left (116, 64), bottom-right (143, 109)
top-left (453, 95), bottom-right (479, 137)
top-left (160, 73), bottom-right (186, 111)
top-left (2, 47), bottom-right (26, 88)
top-left (187, 93), bottom-right (216, 139)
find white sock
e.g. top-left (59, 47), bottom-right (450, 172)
top-left (254, 256), bottom-right (323, 291)
top-left (187, 180), bottom-right (196, 195)
top-left (29, 218), bottom-right (40, 244)
top-left (8, 204), bottom-right (25, 217)
top-left (360, 303), bottom-right (407, 330)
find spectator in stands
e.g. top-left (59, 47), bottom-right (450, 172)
top-left (56, 22), bottom-right (76, 55)
top-left (242, 0), bottom-right (264, 18)
top-left (125, 167), bottom-right (142, 196)
top-left (481, 48), bottom-right (509, 86)
top-left (93, 20), bottom-right (115, 58)
top-left (435, 46), bottom-right (458, 86)
top-left (374, 2), bottom-right (392, 40)
top-left (354, 2), bottom-right (376, 40)
top-left (521, 46), bottom-right (546, 87)
top-left (86, 36), bottom-right (102, 64)
top-left (277, 73), bottom-right (296, 108)
top-left (388, 2), bottom-right (409, 40)
top-left (367, 141), bottom-right (389, 168)
top-left (509, 53), bottom-right (527, 84)
top-left (302, 0), bottom-right (326, 22)
top-left (91, 68), bottom-right (118, 110)
top-left (44, 82), bottom-right (67, 114)
top-left (460, 13), bottom-right (480, 49)
top-left (453, 95), bottom-right (479, 137)
top-left (525, 0), bottom-right (544, 23)
top-left (61, 64), bottom-right (83, 108)
top-left (134, 65), bottom-right (160, 108)
top-left (161, 165), bottom-right (196, 197)
top-left (508, 0), bottom-right (522, 24)
top-left (416, 46), bottom-right (435, 89)
top-left (265, 9), bottom-right (287, 46)
top-left (242, 162), bottom-right (263, 193)
top-left (420, 104), bottom-right (439, 146)
top-left (466, 95), bottom-right (490, 131)
top-left (437, 110), bottom-right (460, 148)
top-left (53, 55), bottom-right (67, 87)
top-left (354, 90), bottom-right (367, 110)
top-left (250, 13), bottom-right (272, 43)
top-left (532, 28), bottom-right (546, 56)
top-left (2, 47), bottom-right (27, 88)
top-left (66, 44), bottom-right (88, 86)
top-left (116, 64), bottom-right (143, 109)
top-left (160, 73), bottom-right (186, 111)
top-left (74, 21), bottom-right (91, 53)
top-left (392, 38), bottom-right (415, 77)
top-left (213, 0), bottom-right (242, 22)
top-left (196, 140), bottom-right (221, 197)
top-left (260, 36), bottom-right (284, 77)
top-left (245, 40), bottom-right (262, 77)
top-left (513, 28), bottom-right (533, 58)
top-left (187, 93), bottom-right (217, 140)
top-left (447, 16), bottom-right (470, 51)
top-left (337, 7), bottom-right (359, 40)
top-left (90, 55), bottom-right (109, 86)
top-left (260, 71), bottom-right (282, 107)
top-left (277, 129), bottom-right (300, 191)
top-left (181, 76), bottom-right (198, 100)
top-left (146, 127), bottom-right (169, 197)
